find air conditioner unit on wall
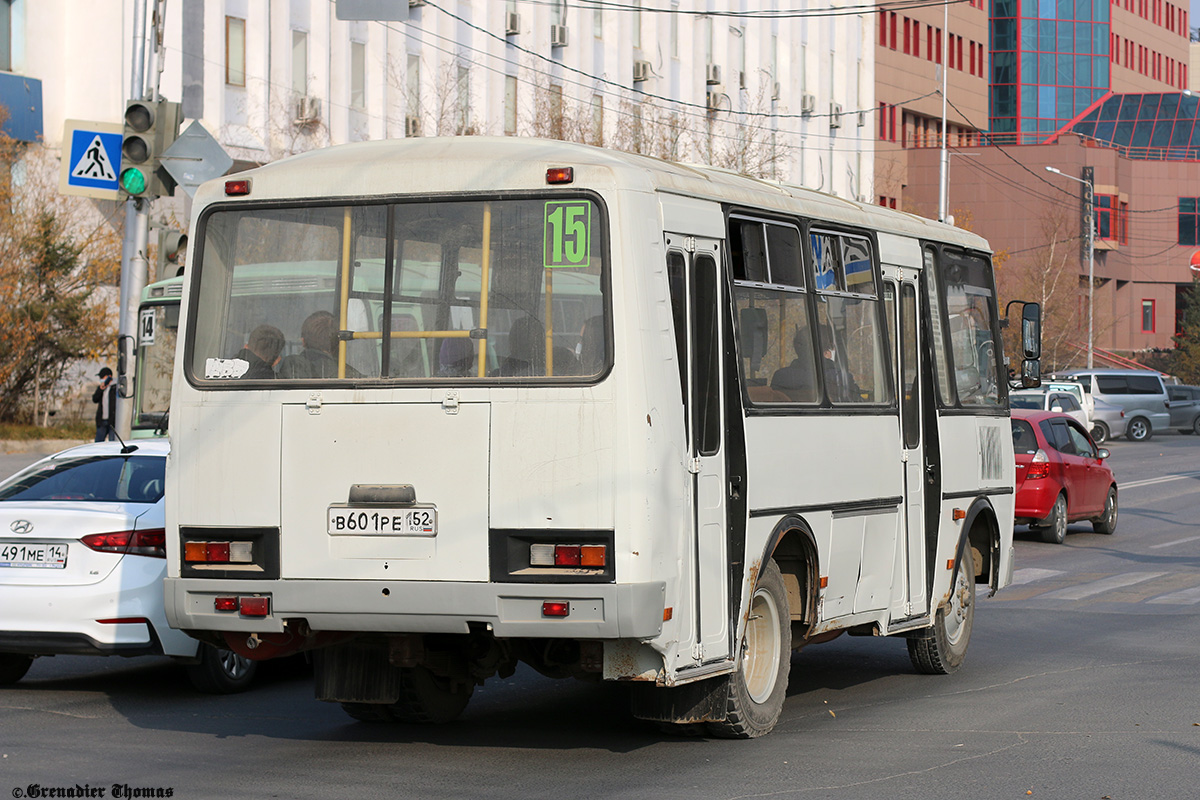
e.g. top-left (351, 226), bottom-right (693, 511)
top-left (633, 60), bottom-right (652, 83)
top-left (293, 96), bottom-right (321, 124)
top-left (409, 0), bottom-right (426, 7)
top-left (706, 91), bottom-right (722, 111)
top-left (800, 93), bottom-right (816, 115)
top-left (505, 12), bottom-right (520, 35)
top-left (550, 24), bottom-right (568, 47)
top-left (829, 103), bottom-right (843, 128)
top-left (405, 115), bottom-right (421, 137)
top-left (705, 63), bottom-right (722, 86)
top-left (857, 110), bottom-right (867, 127)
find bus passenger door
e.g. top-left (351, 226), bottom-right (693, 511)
top-left (666, 235), bottom-right (730, 666)
top-left (885, 272), bottom-right (928, 619)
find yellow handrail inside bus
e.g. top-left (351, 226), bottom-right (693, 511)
top-left (337, 207), bottom-right (352, 379)
top-left (477, 203), bottom-right (492, 378)
top-left (544, 267), bottom-right (554, 375)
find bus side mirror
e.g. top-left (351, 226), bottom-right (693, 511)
top-left (1022, 302), bottom-right (1041, 360)
top-left (1022, 358), bottom-right (1041, 389)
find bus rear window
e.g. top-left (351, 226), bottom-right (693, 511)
top-left (189, 198), bottom-right (608, 384)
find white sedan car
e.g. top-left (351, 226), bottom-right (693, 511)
top-left (1009, 389), bottom-right (1090, 429)
top-left (0, 440), bottom-right (255, 692)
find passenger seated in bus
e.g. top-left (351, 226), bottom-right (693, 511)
top-left (822, 345), bottom-right (862, 403)
top-left (437, 337), bottom-right (475, 377)
top-left (234, 324), bottom-right (285, 379)
top-left (495, 316), bottom-right (545, 377)
top-left (770, 328), bottom-right (818, 402)
top-left (278, 311), bottom-right (361, 379)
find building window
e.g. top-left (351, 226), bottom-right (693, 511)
top-left (350, 41), bottom-right (366, 110)
top-left (632, 0), bottom-right (641, 49)
top-left (504, 75), bottom-right (518, 135)
top-left (1, 0), bottom-right (11, 72)
top-left (292, 31), bottom-right (308, 95)
top-left (226, 16), bottom-right (246, 87)
top-left (1142, 300), bottom-right (1155, 332)
top-left (1118, 201), bottom-right (1128, 244)
top-left (1178, 198), bottom-right (1200, 245)
top-left (1095, 194), bottom-right (1118, 240)
top-left (407, 53), bottom-right (420, 121)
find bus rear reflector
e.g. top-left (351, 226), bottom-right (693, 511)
top-left (238, 596), bottom-right (270, 617)
top-left (542, 601), bottom-right (570, 617)
top-left (214, 597), bottom-right (238, 612)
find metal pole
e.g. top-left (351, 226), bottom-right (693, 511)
top-left (1086, 176), bottom-right (1095, 369)
top-left (116, 0), bottom-right (151, 439)
top-left (937, 0), bottom-right (949, 222)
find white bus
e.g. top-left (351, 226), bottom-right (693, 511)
top-left (163, 138), bottom-right (1039, 737)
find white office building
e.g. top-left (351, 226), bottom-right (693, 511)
top-left (6, 0), bottom-right (875, 199)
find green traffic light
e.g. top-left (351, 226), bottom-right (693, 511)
top-left (120, 167), bottom-right (147, 195)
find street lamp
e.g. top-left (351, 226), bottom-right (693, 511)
top-left (1046, 166), bottom-right (1095, 369)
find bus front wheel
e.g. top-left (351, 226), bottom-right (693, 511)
top-left (707, 559), bottom-right (791, 739)
top-left (908, 545), bottom-right (974, 675)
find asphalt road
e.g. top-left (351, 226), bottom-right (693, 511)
top-left (1, 435), bottom-right (1198, 799)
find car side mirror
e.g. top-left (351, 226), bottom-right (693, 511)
top-left (1097, 448), bottom-right (1109, 460)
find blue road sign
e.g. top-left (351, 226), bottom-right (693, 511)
top-left (66, 128), bottom-right (122, 192)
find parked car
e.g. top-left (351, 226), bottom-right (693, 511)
top-left (1088, 397), bottom-right (1127, 444)
top-left (1052, 368), bottom-right (1170, 442)
top-left (1009, 389), bottom-right (1089, 428)
top-left (1011, 409), bottom-right (1118, 544)
top-left (1041, 379), bottom-right (1093, 423)
top-left (1166, 384), bottom-right (1200, 435)
top-left (0, 440), bottom-right (255, 692)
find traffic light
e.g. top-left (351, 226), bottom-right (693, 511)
top-left (119, 99), bottom-right (181, 199)
top-left (156, 228), bottom-right (188, 277)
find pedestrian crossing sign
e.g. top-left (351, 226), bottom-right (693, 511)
top-left (59, 119), bottom-right (123, 200)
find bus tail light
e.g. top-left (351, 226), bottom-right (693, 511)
top-left (1026, 449), bottom-right (1051, 480)
top-left (239, 596), bottom-right (270, 617)
top-left (184, 540), bottom-right (254, 563)
top-left (530, 543), bottom-right (608, 568)
top-left (214, 597), bottom-right (238, 612)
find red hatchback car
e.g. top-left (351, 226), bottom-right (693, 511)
top-left (1011, 409), bottom-right (1118, 544)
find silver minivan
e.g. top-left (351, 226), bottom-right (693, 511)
top-left (1053, 368), bottom-right (1171, 442)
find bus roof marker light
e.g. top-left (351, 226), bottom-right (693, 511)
top-left (225, 179), bottom-right (251, 196)
top-left (546, 166), bottom-right (574, 184)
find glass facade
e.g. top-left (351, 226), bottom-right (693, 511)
top-left (990, 0), bottom-right (1109, 143)
top-left (1069, 93), bottom-right (1200, 160)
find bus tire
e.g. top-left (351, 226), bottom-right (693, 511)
top-left (186, 644), bottom-right (257, 694)
top-left (0, 654), bottom-right (33, 685)
top-left (707, 559), bottom-right (790, 739)
top-left (388, 666), bottom-right (472, 724)
top-left (908, 545), bottom-right (974, 675)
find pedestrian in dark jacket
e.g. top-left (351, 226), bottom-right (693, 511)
top-left (93, 367), bottom-right (117, 442)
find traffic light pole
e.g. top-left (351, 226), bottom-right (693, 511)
top-left (115, 0), bottom-right (150, 439)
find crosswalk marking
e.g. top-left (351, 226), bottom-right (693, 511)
top-left (1147, 586), bottom-right (1200, 605)
top-left (1039, 572), bottom-right (1167, 601)
top-left (1009, 568), bottom-right (1065, 585)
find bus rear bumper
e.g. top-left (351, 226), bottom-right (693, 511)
top-left (164, 578), bottom-right (667, 640)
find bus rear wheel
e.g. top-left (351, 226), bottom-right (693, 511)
top-left (707, 559), bottom-right (790, 739)
top-left (908, 545), bottom-right (974, 675)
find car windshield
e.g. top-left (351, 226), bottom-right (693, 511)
top-left (0, 455), bottom-right (165, 504)
top-left (1009, 395), bottom-right (1042, 410)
